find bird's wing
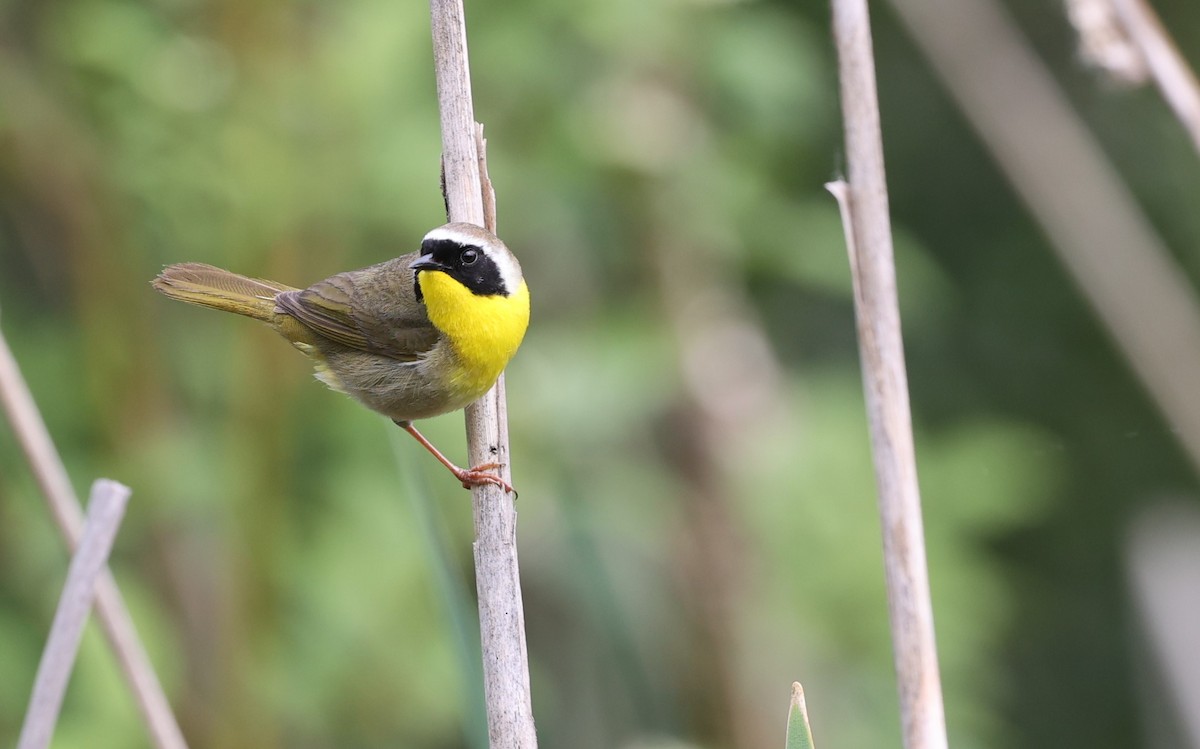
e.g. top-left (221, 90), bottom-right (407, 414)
top-left (275, 256), bottom-right (440, 362)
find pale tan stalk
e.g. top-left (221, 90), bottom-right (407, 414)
top-left (827, 0), bottom-right (948, 746)
top-left (0, 326), bottom-right (188, 749)
top-left (428, 1), bottom-right (537, 745)
top-left (887, 0), bottom-right (1200, 480)
top-left (1109, 0), bottom-right (1200, 154)
top-left (18, 480), bottom-right (131, 749)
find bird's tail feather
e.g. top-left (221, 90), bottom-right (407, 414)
top-left (152, 263), bottom-right (297, 321)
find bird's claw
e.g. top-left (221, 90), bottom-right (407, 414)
top-left (453, 463), bottom-right (517, 497)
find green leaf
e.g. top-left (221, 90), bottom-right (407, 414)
top-left (785, 682), bottom-right (815, 749)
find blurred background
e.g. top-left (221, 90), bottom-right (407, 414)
top-left (2, 0), bottom-right (1200, 746)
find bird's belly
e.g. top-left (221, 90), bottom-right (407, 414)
top-left (316, 347), bottom-right (489, 422)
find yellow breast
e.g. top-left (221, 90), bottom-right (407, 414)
top-left (417, 270), bottom-right (530, 398)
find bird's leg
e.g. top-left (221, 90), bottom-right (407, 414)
top-left (394, 420), bottom-right (516, 495)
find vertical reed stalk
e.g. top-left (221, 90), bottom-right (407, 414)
top-left (428, 1), bottom-right (537, 745)
top-left (828, 0), bottom-right (948, 746)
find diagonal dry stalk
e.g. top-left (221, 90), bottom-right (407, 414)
top-left (428, 0), bottom-right (537, 746)
top-left (827, 0), bottom-right (948, 747)
top-left (18, 480), bottom-right (132, 749)
top-left (1064, 0), bottom-right (1200, 154)
top-left (1106, 0), bottom-right (1200, 154)
top-left (887, 0), bottom-right (1200, 480)
top-left (0, 325), bottom-right (188, 749)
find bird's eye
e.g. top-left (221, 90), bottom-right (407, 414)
top-left (461, 248), bottom-right (479, 265)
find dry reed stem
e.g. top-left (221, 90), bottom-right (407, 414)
top-left (828, 0), bottom-right (948, 746)
top-left (428, 1), bottom-right (537, 745)
top-left (0, 325), bottom-right (188, 749)
top-left (1064, 0), bottom-right (1149, 84)
top-left (1126, 504), bottom-right (1200, 748)
top-left (18, 480), bottom-right (131, 749)
top-left (1107, 0), bottom-right (1200, 154)
top-left (886, 0), bottom-right (1200, 480)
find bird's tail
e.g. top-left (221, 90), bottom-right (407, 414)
top-left (152, 263), bottom-right (297, 322)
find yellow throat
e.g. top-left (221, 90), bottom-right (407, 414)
top-left (418, 269), bottom-right (530, 395)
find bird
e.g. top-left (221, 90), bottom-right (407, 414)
top-left (152, 222), bottom-right (529, 493)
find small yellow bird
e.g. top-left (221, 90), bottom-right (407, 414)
top-left (153, 223), bottom-right (530, 493)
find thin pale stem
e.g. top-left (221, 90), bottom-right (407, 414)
top-left (828, 0), bottom-right (948, 746)
top-left (1108, 0), bottom-right (1200, 155)
top-left (0, 326), bottom-right (188, 749)
top-left (428, 0), bottom-right (537, 745)
top-left (18, 480), bottom-right (132, 749)
top-left (887, 0), bottom-right (1200, 480)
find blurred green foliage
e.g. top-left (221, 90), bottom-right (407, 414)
top-left (2, 0), bottom-right (1199, 747)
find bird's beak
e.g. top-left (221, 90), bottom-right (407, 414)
top-left (410, 254), bottom-right (448, 272)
